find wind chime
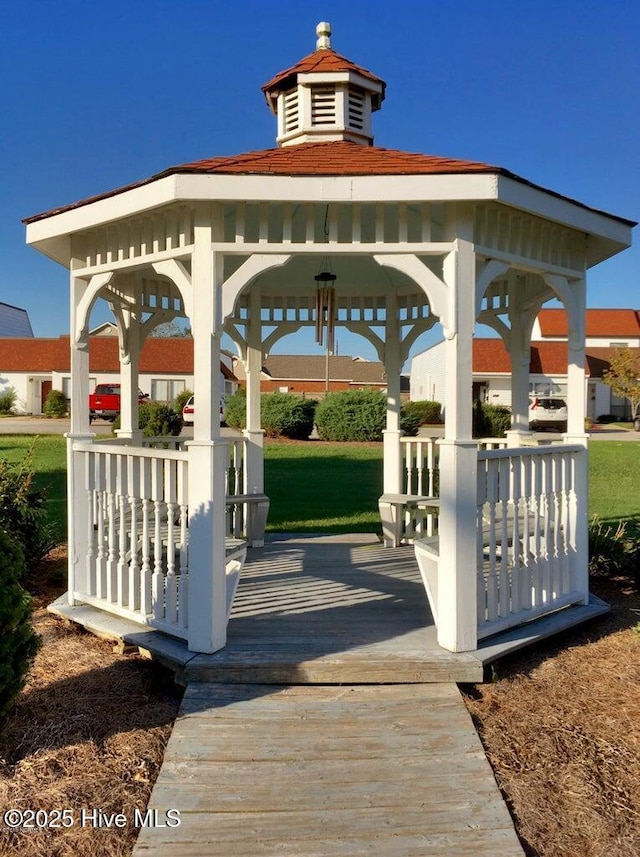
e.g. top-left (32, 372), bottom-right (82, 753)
top-left (314, 269), bottom-right (337, 353)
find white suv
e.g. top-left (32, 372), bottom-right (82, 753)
top-left (528, 396), bottom-right (568, 432)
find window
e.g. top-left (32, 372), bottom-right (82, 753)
top-left (150, 379), bottom-right (185, 401)
top-left (610, 341), bottom-right (629, 348)
top-left (61, 377), bottom-right (97, 397)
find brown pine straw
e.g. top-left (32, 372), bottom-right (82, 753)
top-left (463, 577), bottom-right (640, 857)
top-left (2, 554), bottom-right (640, 856)
top-left (0, 552), bottom-right (182, 857)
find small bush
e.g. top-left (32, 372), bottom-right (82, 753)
top-left (112, 402), bottom-right (183, 437)
top-left (0, 449), bottom-right (57, 569)
top-left (403, 400), bottom-right (442, 426)
top-left (261, 394), bottom-right (317, 439)
top-left (138, 402), bottom-right (183, 437)
top-left (400, 401), bottom-right (442, 437)
top-left (588, 516), bottom-right (639, 579)
top-left (316, 390), bottom-right (386, 442)
top-left (174, 389), bottom-right (193, 415)
top-left (0, 387), bottom-right (17, 414)
top-left (0, 529), bottom-right (41, 723)
top-left (43, 389), bottom-right (68, 418)
top-left (473, 402), bottom-right (512, 438)
top-left (596, 414), bottom-right (618, 424)
top-left (224, 392), bottom-right (247, 430)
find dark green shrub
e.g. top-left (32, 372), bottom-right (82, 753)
top-left (400, 400), bottom-right (442, 436)
top-left (0, 450), bottom-right (57, 569)
top-left (261, 394), bottom-right (317, 439)
top-left (315, 390), bottom-right (387, 442)
top-left (0, 387), bottom-right (16, 414)
top-left (174, 389), bottom-right (193, 414)
top-left (0, 530), bottom-right (41, 722)
top-left (225, 391), bottom-right (247, 430)
top-left (403, 400), bottom-right (442, 426)
top-left (473, 402), bottom-right (512, 438)
top-left (43, 389), bottom-right (68, 418)
top-left (113, 402), bottom-right (182, 437)
top-left (596, 414), bottom-right (618, 424)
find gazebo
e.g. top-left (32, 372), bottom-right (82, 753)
top-left (25, 23), bottom-right (633, 656)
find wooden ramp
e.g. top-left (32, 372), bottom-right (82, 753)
top-left (133, 681), bottom-right (524, 856)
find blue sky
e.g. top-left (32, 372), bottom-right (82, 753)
top-left (2, 0), bottom-right (638, 362)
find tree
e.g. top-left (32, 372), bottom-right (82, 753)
top-left (150, 320), bottom-right (192, 337)
top-left (602, 348), bottom-right (640, 418)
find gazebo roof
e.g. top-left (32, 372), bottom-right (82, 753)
top-left (261, 48), bottom-right (385, 109)
top-left (23, 139), bottom-right (633, 229)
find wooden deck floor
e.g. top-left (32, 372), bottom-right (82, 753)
top-left (131, 535), bottom-right (524, 856)
top-left (133, 681), bottom-right (524, 856)
top-left (186, 534), bottom-right (483, 684)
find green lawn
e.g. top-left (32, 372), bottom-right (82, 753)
top-left (0, 435), bottom-right (638, 540)
top-left (588, 441), bottom-right (640, 526)
top-left (0, 435), bottom-right (67, 541)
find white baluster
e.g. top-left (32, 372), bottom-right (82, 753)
top-left (151, 457), bottom-right (164, 620)
top-left (140, 460), bottom-right (152, 615)
top-left (128, 455), bottom-right (141, 613)
top-left (164, 459), bottom-right (178, 625)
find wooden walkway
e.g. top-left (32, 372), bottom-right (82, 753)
top-left (133, 682), bottom-right (523, 855)
top-left (132, 535), bottom-right (525, 856)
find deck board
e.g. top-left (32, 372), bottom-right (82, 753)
top-left (133, 682), bottom-right (524, 856)
top-left (186, 536), bottom-right (482, 684)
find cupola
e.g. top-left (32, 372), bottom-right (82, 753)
top-left (261, 22), bottom-right (386, 147)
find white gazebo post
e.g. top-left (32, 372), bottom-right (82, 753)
top-left (382, 291), bottom-right (403, 494)
top-left (437, 229), bottom-right (478, 652)
top-left (186, 212), bottom-right (229, 653)
top-left (561, 275), bottom-right (590, 603)
top-left (505, 292), bottom-right (536, 446)
top-left (65, 270), bottom-right (95, 605)
top-left (243, 288), bottom-right (265, 498)
top-left (114, 305), bottom-right (143, 444)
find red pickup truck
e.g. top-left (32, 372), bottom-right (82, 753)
top-left (89, 384), bottom-right (149, 422)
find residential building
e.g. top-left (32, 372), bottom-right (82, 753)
top-left (0, 335), bottom-right (236, 414)
top-left (410, 310), bottom-right (640, 419)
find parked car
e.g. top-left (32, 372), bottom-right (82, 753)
top-left (181, 396), bottom-right (227, 426)
top-left (89, 384), bottom-right (149, 422)
top-left (528, 396), bottom-right (568, 432)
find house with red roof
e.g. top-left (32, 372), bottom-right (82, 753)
top-left (410, 308), bottom-right (640, 420)
top-left (0, 333), bottom-right (236, 415)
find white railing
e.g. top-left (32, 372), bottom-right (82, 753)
top-left (401, 437), bottom-right (439, 496)
top-left (476, 444), bottom-right (587, 639)
top-left (74, 442), bottom-right (190, 638)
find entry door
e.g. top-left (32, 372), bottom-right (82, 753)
top-left (40, 380), bottom-right (52, 413)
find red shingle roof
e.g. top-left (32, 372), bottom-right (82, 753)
top-left (24, 142), bottom-right (508, 223)
top-left (263, 354), bottom-right (386, 384)
top-left (0, 336), bottom-right (235, 378)
top-left (473, 339), bottom-right (570, 376)
top-left (472, 338), bottom-right (640, 377)
top-left (537, 308), bottom-right (640, 338)
top-left (261, 48), bottom-right (385, 107)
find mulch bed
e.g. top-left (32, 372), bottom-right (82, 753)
top-left (2, 552), bottom-right (639, 856)
top-left (0, 552), bottom-right (182, 857)
top-left (462, 575), bottom-right (640, 857)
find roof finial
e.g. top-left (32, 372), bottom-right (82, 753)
top-left (316, 21), bottom-right (332, 50)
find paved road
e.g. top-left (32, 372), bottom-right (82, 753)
top-left (0, 415), bottom-right (638, 441)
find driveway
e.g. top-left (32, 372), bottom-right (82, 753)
top-left (0, 416), bottom-right (638, 441)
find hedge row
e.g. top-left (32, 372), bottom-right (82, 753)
top-left (225, 391), bottom-right (442, 441)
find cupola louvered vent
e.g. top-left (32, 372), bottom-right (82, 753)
top-left (311, 86), bottom-right (337, 126)
top-left (264, 23), bottom-right (385, 146)
top-left (283, 90), bottom-right (299, 133)
top-left (348, 88), bottom-right (365, 131)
